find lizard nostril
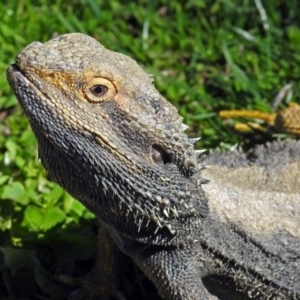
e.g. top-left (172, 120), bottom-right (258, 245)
top-left (151, 144), bottom-right (171, 165)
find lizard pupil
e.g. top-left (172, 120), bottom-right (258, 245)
top-left (91, 85), bottom-right (107, 96)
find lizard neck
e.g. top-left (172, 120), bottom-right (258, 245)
top-left (33, 121), bottom-right (209, 247)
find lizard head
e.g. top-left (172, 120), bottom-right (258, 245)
top-left (7, 33), bottom-right (208, 246)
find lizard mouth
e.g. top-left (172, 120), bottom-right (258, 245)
top-left (7, 64), bottom-right (63, 125)
top-left (7, 64), bottom-right (45, 112)
top-left (7, 63), bottom-right (30, 81)
top-left (7, 64), bottom-right (40, 95)
top-left (7, 64), bottom-right (22, 84)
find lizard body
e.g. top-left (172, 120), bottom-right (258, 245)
top-left (7, 33), bottom-right (300, 300)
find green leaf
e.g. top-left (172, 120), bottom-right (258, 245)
top-left (288, 26), bottom-right (300, 50)
top-left (0, 95), bottom-right (18, 109)
top-left (40, 207), bottom-right (65, 231)
top-left (0, 175), bottom-right (9, 185)
top-left (1, 182), bottom-right (28, 205)
top-left (23, 205), bottom-right (43, 230)
top-left (4, 140), bottom-right (19, 162)
top-left (63, 193), bottom-right (75, 213)
top-left (69, 199), bottom-right (87, 217)
top-left (44, 185), bottom-right (64, 204)
top-left (23, 205), bottom-right (65, 231)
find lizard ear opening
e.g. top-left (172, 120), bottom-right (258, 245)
top-left (151, 144), bottom-right (171, 165)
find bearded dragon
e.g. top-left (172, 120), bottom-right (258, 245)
top-left (7, 33), bottom-right (300, 300)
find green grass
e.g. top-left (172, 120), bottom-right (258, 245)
top-left (0, 0), bottom-right (300, 299)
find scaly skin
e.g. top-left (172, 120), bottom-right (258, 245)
top-left (7, 33), bottom-right (300, 300)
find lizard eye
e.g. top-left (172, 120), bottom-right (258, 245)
top-left (91, 85), bottom-right (107, 97)
top-left (83, 77), bottom-right (116, 103)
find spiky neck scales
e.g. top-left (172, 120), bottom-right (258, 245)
top-left (33, 113), bottom-right (209, 247)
